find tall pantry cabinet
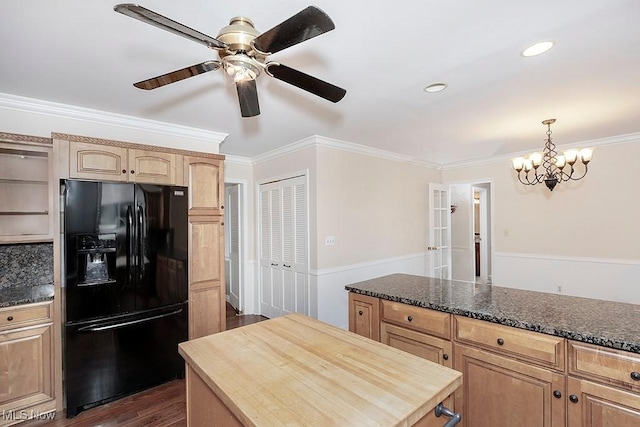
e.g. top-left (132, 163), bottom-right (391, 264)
top-left (184, 156), bottom-right (226, 339)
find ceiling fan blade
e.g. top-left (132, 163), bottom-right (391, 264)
top-left (133, 61), bottom-right (221, 90)
top-left (114, 3), bottom-right (228, 50)
top-left (265, 63), bottom-right (346, 103)
top-left (236, 80), bottom-right (260, 117)
top-left (252, 6), bottom-right (335, 54)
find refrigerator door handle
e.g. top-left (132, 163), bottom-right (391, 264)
top-left (137, 205), bottom-right (144, 282)
top-left (126, 205), bottom-right (134, 286)
top-left (76, 308), bottom-right (183, 332)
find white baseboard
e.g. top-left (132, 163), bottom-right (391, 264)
top-left (312, 253), bottom-right (428, 329)
top-left (493, 252), bottom-right (640, 304)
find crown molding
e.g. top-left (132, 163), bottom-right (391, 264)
top-left (0, 92), bottom-right (228, 144)
top-left (252, 134), bottom-right (440, 168)
top-left (441, 131), bottom-right (640, 170)
top-left (223, 154), bottom-right (253, 166)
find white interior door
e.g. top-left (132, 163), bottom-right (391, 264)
top-left (226, 184), bottom-right (241, 310)
top-left (475, 186), bottom-right (490, 281)
top-left (259, 176), bottom-right (308, 318)
top-left (428, 183), bottom-right (452, 279)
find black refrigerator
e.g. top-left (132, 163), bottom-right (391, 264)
top-left (63, 180), bottom-right (188, 417)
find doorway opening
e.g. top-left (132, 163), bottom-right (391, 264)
top-left (224, 182), bottom-right (244, 314)
top-left (449, 180), bottom-right (492, 283)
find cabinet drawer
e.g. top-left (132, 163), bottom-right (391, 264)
top-left (381, 300), bottom-right (450, 339)
top-left (454, 316), bottom-right (565, 370)
top-left (568, 341), bottom-right (640, 392)
top-left (0, 302), bottom-right (52, 330)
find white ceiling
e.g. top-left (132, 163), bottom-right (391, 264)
top-left (1, 0), bottom-right (639, 164)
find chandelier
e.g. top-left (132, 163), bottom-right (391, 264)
top-left (511, 119), bottom-right (593, 191)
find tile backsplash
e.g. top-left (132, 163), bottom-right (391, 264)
top-left (0, 243), bottom-right (54, 289)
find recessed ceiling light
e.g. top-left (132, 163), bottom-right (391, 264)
top-left (522, 41), bottom-right (554, 57)
top-left (424, 83), bottom-right (447, 93)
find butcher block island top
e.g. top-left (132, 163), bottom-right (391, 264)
top-left (178, 313), bottom-right (462, 427)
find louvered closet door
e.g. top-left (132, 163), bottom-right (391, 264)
top-left (259, 176), bottom-right (308, 318)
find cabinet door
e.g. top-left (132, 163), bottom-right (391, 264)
top-left (184, 157), bottom-right (224, 215)
top-left (188, 215), bottom-right (225, 339)
top-left (69, 141), bottom-right (128, 181)
top-left (0, 324), bottom-right (55, 418)
top-left (453, 343), bottom-right (565, 427)
top-left (128, 149), bottom-right (181, 185)
top-left (381, 322), bottom-right (452, 368)
top-left (567, 377), bottom-right (640, 426)
top-left (348, 293), bottom-right (380, 341)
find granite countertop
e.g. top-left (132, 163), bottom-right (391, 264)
top-left (0, 284), bottom-right (55, 308)
top-left (345, 273), bottom-right (640, 354)
top-left (0, 243), bottom-right (55, 308)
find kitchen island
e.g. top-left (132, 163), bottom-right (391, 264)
top-left (345, 274), bottom-right (640, 426)
top-left (178, 313), bottom-right (462, 427)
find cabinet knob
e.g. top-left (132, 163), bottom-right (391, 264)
top-left (407, 315), bottom-right (413, 322)
top-left (497, 338), bottom-right (504, 346)
top-left (221, 222), bottom-right (224, 226)
top-left (221, 205), bottom-right (224, 209)
top-left (358, 310), bottom-right (363, 316)
top-left (553, 390), bottom-right (562, 399)
top-left (130, 170), bottom-right (135, 174)
top-left (443, 354), bottom-right (449, 361)
top-left (569, 394), bottom-right (579, 404)
top-left (7, 316), bottom-right (13, 321)
top-left (122, 169), bottom-right (127, 174)
top-left (631, 372), bottom-right (640, 381)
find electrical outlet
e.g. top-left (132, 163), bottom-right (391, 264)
top-left (324, 236), bottom-right (336, 246)
top-left (557, 285), bottom-right (563, 294)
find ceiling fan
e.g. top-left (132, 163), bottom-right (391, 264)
top-left (113, 3), bottom-right (347, 117)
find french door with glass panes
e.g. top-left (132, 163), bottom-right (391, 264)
top-left (428, 183), bottom-right (451, 279)
top-left (259, 176), bottom-right (308, 318)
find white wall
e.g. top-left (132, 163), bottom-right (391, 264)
top-left (313, 144), bottom-right (439, 327)
top-left (442, 138), bottom-right (640, 303)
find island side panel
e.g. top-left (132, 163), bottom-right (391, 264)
top-left (186, 365), bottom-right (243, 427)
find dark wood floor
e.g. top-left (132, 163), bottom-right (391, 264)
top-left (22, 304), bottom-right (267, 427)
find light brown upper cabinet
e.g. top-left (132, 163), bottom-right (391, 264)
top-left (0, 133), bottom-right (54, 243)
top-left (69, 141), bottom-right (183, 186)
top-left (184, 156), bottom-right (224, 216)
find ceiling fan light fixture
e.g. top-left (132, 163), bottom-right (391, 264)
top-left (521, 41), bottom-right (554, 57)
top-left (223, 55), bottom-right (262, 82)
top-left (424, 83), bottom-right (447, 93)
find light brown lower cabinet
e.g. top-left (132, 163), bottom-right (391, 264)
top-left (0, 303), bottom-right (55, 426)
top-left (348, 293), bottom-right (380, 341)
top-left (381, 322), bottom-right (452, 368)
top-left (453, 343), bottom-right (566, 427)
top-left (567, 377), bottom-right (640, 426)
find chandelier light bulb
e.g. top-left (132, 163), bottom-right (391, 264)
top-left (523, 159), bottom-right (533, 172)
top-left (512, 157), bottom-right (525, 172)
top-left (579, 148), bottom-right (593, 163)
top-left (564, 149), bottom-right (579, 165)
top-left (555, 154), bottom-right (566, 169)
top-left (530, 152), bottom-right (543, 168)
